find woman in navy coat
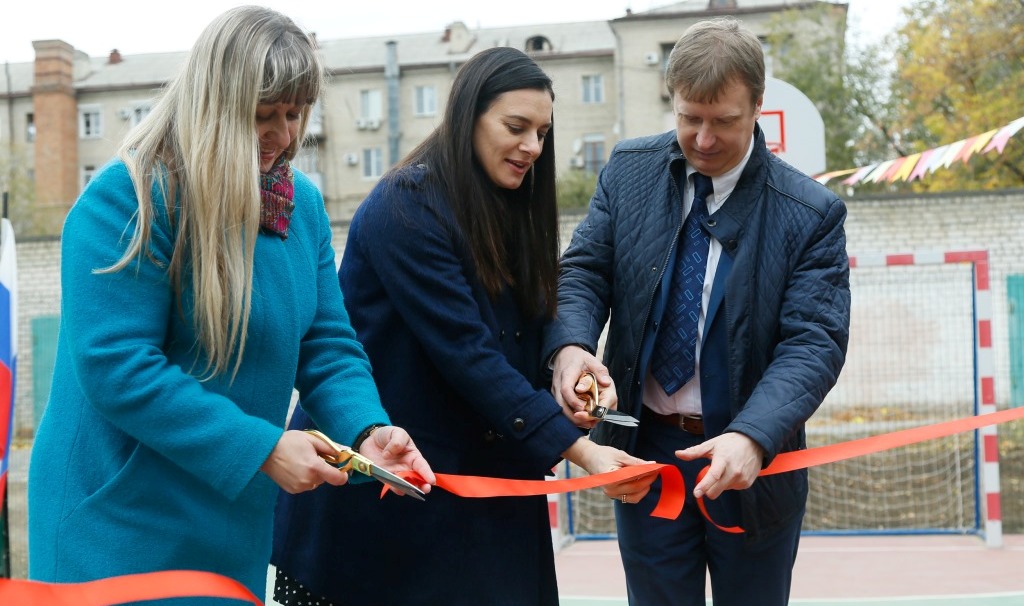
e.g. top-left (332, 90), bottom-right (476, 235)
top-left (272, 47), bottom-right (653, 605)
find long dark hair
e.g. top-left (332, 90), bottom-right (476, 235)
top-left (394, 47), bottom-right (559, 318)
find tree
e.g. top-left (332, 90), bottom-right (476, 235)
top-left (767, 0), bottom-right (1024, 194)
top-left (765, 3), bottom-right (901, 181)
top-left (0, 145), bottom-right (49, 236)
top-left (893, 0), bottom-right (1024, 191)
top-left (556, 169), bottom-right (598, 211)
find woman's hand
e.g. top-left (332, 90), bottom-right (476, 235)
top-left (562, 437), bottom-right (658, 504)
top-left (261, 429), bottom-right (350, 494)
top-left (358, 425), bottom-right (436, 495)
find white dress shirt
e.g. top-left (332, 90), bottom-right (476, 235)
top-left (643, 135), bottom-right (755, 416)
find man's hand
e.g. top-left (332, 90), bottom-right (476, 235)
top-left (552, 345), bottom-right (617, 429)
top-left (675, 432), bottom-right (764, 500)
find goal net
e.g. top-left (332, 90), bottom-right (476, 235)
top-left (560, 257), bottom-right (985, 538)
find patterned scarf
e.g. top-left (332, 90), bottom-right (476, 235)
top-left (260, 158), bottom-right (295, 239)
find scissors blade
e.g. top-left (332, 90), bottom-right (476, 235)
top-left (367, 466), bottom-right (427, 501)
top-left (304, 429), bottom-right (427, 500)
top-left (602, 410), bottom-right (640, 427)
top-left (590, 405), bottom-right (640, 427)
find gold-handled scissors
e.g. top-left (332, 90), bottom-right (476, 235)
top-left (304, 429), bottom-right (426, 501)
top-left (578, 372), bottom-right (639, 427)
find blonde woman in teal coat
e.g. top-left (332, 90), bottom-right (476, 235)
top-left (27, 7), bottom-right (434, 602)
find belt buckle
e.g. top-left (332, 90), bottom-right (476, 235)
top-left (680, 414), bottom-right (703, 435)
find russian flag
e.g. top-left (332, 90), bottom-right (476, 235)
top-left (0, 218), bottom-right (16, 506)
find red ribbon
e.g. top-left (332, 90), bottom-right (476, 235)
top-left (6, 407), bottom-right (1023, 605)
top-left (395, 407), bottom-right (1024, 534)
top-left (0, 570), bottom-right (262, 605)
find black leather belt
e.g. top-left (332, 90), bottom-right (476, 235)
top-left (643, 407), bottom-right (705, 435)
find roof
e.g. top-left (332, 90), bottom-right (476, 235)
top-left (2, 20), bottom-right (615, 96)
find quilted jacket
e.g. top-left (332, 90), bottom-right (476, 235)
top-left (544, 125), bottom-right (851, 538)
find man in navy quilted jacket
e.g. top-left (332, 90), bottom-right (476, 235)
top-left (544, 17), bottom-right (851, 606)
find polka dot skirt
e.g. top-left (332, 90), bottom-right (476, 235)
top-left (273, 567), bottom-right (339, 606)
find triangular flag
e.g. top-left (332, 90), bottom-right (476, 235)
top-left (925, 144), bottom-right (951, 173)
top-left (982, 116), bottom-right (1024, 154)
top-left (940, 140), bottom-right (967, 169)
top-left (953, 130), bottom-right (998, 164)
top-left (908, 149), bottom-right (935, 182)
top-left (842, 164), bottom-right (876, 186)
top-left (890, 153), bottom-right (921, 182)
top-left (866, 160), bottom-right (895, 183)
top-left (880, 157), bottom-right (908, 182)
top-left (814, 168), bottom-right (858, 185)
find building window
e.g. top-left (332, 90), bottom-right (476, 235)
top-left (525, 36), bottom-right (552, 52)
top-left (79, 105), bottom-right (103, 139)
top-left (362, 147), bottom-right (383, 179)
top-left (582, 75), bottom-right (604, 104)
top-left (82, 165), bottom-right (97, 188)
top-left (414, 85), bottom-right (437, 117)
top-left (26, 113), bottom-right (35, 142)
top-left (582, 134), bottom-right (606, 174)
top-left (122, 102), bottom-right (152, 127)
top-left (360, 89), bottom-right (383, 121)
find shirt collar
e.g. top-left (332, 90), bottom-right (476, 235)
top-left (686, 133), bottom-right (756, 211)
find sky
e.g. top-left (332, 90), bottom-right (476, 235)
top-left (0, 0), bottom-right (909, 64)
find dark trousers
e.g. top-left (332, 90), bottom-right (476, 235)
top-left (615, 416), bottom-right (803, 606)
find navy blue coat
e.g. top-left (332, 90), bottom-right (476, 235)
top-left (273, 164), bottom-right (583, 605)
top-left (544, 126), bottom-right (851, 540)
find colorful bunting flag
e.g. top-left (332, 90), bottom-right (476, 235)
top-left (815, 115), bottom-right (1024, 187)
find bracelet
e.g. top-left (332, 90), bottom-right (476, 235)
top-left (352, 423), bottom-right (387, 452)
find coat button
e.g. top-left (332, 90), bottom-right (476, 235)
top-left (499, 329), bottom-right (506, 340)
top-left (484, 430), bottom-right (497, 442)
top-left (514, 330), bottom-right (523, 343)
top-left (512, 417), bottom-right (526, 431)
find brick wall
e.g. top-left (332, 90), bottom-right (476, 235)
top-left (11, 188), bottom-right (1024, 438)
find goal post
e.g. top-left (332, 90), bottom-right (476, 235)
top-left (559, 250), bottom-right (1002, 547)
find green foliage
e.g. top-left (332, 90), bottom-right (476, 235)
top-left (0, 145), bottom-right (57, 236)
top-left (767, 0), bottom-right (1024, 194)
top-left (893, 0), bottom-right (1024, 192)
top-left (556, 170), bottom-right (598, 211)
top-left (766, 4), bottom-right (900, 175)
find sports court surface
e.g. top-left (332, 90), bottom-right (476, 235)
top-left (554, 534), bottom-right (1024, 605)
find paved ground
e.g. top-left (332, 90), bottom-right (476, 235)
top-left (555, 534), bottom-right (1024, 604)
top-left (9, 442), bottom-right (1024, 604)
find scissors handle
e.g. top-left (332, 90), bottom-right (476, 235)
top-left (304, 429), bottom-right (356, 470)
top-left (303, 429), bottom-right (427, 500)
top-left (579, 372), bottom-right (608, 418)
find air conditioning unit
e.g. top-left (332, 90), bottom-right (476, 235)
top-left (356, 117), bottom-right (382, 131)
top-left (345, 153), bottom-right (359, 166)
top-left (644, 52), bottom-right (660, 67)
top-left (570, 157), bottom-right (586, 169)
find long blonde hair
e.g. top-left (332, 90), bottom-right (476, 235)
top-left (112, 6), bottom-right (324, 379)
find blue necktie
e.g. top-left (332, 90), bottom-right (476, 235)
top-left (651, 172), bottom-right (714, 395)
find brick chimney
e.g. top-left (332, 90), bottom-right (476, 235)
top-left (108, 49), bottom-right (122, 64)
top-left (31, 39), bottom-right (80, 219)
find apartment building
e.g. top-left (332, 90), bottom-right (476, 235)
top-left (0, 0), bottom-right (846, 231)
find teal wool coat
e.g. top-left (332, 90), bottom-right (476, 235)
top-left (28, 160), bottom-right (389, 600)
